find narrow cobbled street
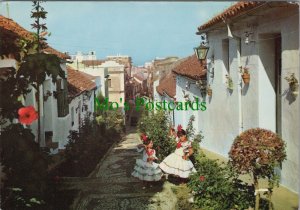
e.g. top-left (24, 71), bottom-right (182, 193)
top-left (59, 127), bottom-right (178, 210)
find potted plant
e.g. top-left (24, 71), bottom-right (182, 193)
top-left (240, 66), bottom-right (250, 84)
top-left (285, 73), bottom-right (299, 97)
top-left (207, 85), bottom-right (212, 96)
top-left (226, 75), bottom-right (234, 91)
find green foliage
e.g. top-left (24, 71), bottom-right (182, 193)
top-left (96, 109), bottom-right (125, 134)
top-left (188, 153), bottom-right (254, 210)
top-left (96, 91), bottom-right (105, 104)
top-left (191, 133), bottom-right (203, 156)
top-left (229, 128), bottom-right (286, 182)
top-left (229, 128), bottom-right (286, 209)
top-left (186, 115), bottom-right (195, 139)
top-left (4, 188), bottom-right (45, 209)
top-left (0, 124), bottom-right (49, 209)
top-left (137, 110), bottom-right (176, 160)
top-left (31, 1), bottom-right (48, 50)
top-left (185, 115), bottom-right (204, 165)
top-left (0, 68), bottom-right (30, 124)
top-left (17, 53), bottom-right (65, 86)
top-left (60, 115), bottom-right (123, 176)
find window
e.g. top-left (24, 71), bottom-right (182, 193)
top-left (56, 78), bottom-right (69, 117)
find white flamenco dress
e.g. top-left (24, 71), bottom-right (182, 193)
top-left (159, 141), bottom-right (196, 178)
top-left (131, 147), bottom-right (163, 181)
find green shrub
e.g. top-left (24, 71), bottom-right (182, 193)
top-left (188, 153), bottom-right (254, 210)
top-left (0, 124), bottom-right (49, 209)
top-left (137, 110), bottom-right (176, 160)
top-left (96, 109), bottom-right (125, 134)
top-left (61, 114), bottom-right (122, 177)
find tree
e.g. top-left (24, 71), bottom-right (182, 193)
top-left (229, 128), bottom-right (286, 209)
top-left (16, 1), bottom-right (65, 144)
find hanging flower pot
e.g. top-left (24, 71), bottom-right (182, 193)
top-left (285, 73), bottom-right (299, 98)
top-left (207, 86), bottom-right (212, 96)
top-left (226, 75), bottom-right (234, 91)
top-left (240, 67), bottom-right (250, 84)
top-left (291, 83), bottom-right (299, 97)
top-left (242, 72), bottom-right (250, 84)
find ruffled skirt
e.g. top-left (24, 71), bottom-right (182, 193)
top-left (131, 159), bottom-right (163, 181)
top-left (159, 152), bottom-right (196, 178)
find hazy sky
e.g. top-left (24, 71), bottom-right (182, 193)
top-left (0, 1), bottom-right (233, 65)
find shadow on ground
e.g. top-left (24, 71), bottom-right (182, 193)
top-left (53, 126), bottom-right (178, 210)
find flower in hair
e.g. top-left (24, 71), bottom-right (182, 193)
top-left (177, 124), bottom-right (182, 132)
top-left (140, 133), bottom-right (148, 142)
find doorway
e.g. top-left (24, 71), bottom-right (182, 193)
top-left (258, 33), bottom-right (281, 133)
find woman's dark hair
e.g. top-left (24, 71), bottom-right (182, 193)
top-left (177, 129), bottom-right (186, 137)
top-left (143, 138), bottom-right (151, 146)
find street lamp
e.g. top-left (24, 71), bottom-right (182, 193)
top-left (194, 44), bottom-right (209, 61)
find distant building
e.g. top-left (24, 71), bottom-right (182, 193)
top-left (67, 66), bottom-right (97, 133)
top-left (70, 51), bottom-right (97, 62)
top-left (106, 55), bottom-right (132, 76)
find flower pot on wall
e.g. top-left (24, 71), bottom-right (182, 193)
top-left (242, 73), bottom-right (250, 84)
top-left (207, 88), bottom-right (212, 96)
top-left (291, 83), bottom-right (299, 97)
top-left (285, 73), bottom-right (299, 98)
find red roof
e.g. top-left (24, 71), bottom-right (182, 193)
top-left (172, 55), bottom-right (206, 80)
top-left (67, 66), bottom-right (96, 98)
top-left (82, 60), bottom-right (105, 67)
top-left (156, 72), bottom-right (176, 98)
top-left (133, 73), bottom-right (145, 82)
top-left (197, 1), bottom-right (262, 32)
top-left (0, 15), bottom-right (70, 59)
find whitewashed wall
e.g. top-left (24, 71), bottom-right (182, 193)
top-left (153, 80), bottom-right (161, 103)
top-left (174, 76), bottom-right (206, 139)
top-left (199, 6), bottom-right (299, 192)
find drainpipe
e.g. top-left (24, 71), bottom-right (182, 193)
top-left (237, 37), bottom-right (244, 133)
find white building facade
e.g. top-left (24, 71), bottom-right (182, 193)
top-left (192, 2), bottom-right (299, 193)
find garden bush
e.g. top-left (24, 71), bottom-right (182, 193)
top-left (137, 110), bottom-right (176, 160)
top-left (52, 114), bottom-right (123, 177)
top-left (188, 153), bottom-right (254, 210)
top-left (96, 109), bottom-right (125, 134)
top-left (229, 128), bottom-right (286, 209)
top-left (0, 124), bottom-right (49, 209)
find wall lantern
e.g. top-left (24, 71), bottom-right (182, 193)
top-left (104, 74), bottom-right (110, 80)
top-left (194, 44), bottom-right (209, 61)
top-left (244, 31), bottom-right (254, 45)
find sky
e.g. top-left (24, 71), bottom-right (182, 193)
top-left (0, 1), bottom-right (233, 66)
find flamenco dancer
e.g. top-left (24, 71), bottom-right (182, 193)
top-left (132, 134), bottom-right (163, 188)
top-left (159, 125), bottom-right (196, 183)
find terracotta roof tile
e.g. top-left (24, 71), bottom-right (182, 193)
top-left (0, 15), bottom-right (70, 59)
top-left (197, 1), bottom-right (262, 32)
top-left (67, 66), bottom-right (96, 98)
top-left (156, 72), bottom-right (177, 98)
top-left (0, 15), bottom-right (34, 40)
top-left (156, 58), bottom-right (187, 98)
top-left (82, 60), bottom-right (106, 67)
top-left (133, 73), bottom-right (145, 82)
top-left (172, 55), bottom-right (206, 80)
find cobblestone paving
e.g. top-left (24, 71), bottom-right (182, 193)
top-left (66, 128), bottom-right (177, 210)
